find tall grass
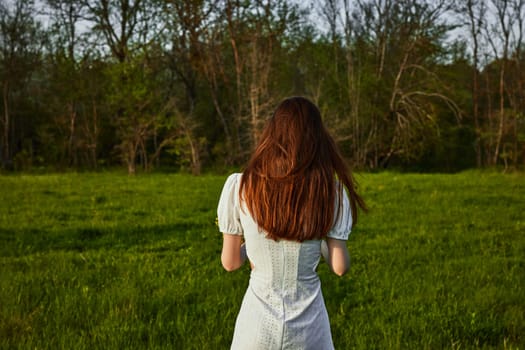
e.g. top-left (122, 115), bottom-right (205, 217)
top-left (0, 171), bottom-right (523, 349)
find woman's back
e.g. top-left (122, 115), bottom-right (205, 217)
top-left (218, 173), bottom-right (352, 349)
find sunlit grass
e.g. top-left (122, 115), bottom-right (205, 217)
top-left (0, 171), bottom-right (523, 349)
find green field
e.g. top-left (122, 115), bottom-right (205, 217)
top-left (0, 171), bottom-right (524, 349)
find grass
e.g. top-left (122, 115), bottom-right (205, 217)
top-left (0, 171), bottom-right (524, 349)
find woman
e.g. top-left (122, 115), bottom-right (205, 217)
top-left (217, 96), bottom-right (366, 349)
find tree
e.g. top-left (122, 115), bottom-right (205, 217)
top-left (43, 0), bottom-right (91, 167)
top-left (0, 0), bottom-right (42, 169)
top-left (83, 0), bottom-right (167, 173)
top-left (315, 0), bottom-right (460, 168)
top-left (457, 0), bottom-right (487, 166)
top-left (160, 0), bottom-right (218, 173)
top-left (482, 0), bottom-right (525, 168)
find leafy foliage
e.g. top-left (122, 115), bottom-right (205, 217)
top-left (0, 0), bottom-right (524, 172)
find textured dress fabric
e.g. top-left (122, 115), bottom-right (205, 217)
top-left (217, 173), bottom-right (352, 350)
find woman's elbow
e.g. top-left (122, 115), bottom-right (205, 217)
top-left (221, 256), bottom-right (241, 272)
top-left (332, 264), bottom-right (349, 276)
top-left (222, 262), bottom-right (239, 272)
top-left (331, 258), bottom-right (350, 276)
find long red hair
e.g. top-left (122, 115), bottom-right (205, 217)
top-left (240, 96), bottom-right (366, 242)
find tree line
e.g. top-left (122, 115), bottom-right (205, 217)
top-left (0, 0), bottom-right (523, 174)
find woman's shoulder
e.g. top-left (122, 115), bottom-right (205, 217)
top-left (224, 172), bottom-right (242, 185)
top-left (228, 172), bottom-right (243, 179)
top-left (221, 173), bottom-right (243, 194)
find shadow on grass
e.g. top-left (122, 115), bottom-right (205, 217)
top-left (0, 223), bottom-right (215, 257)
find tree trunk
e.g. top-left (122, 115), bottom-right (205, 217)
top-left (226, 2), bottom-right (244, 159)
top-left (126, 138), bottom-right (137, 175)
top-left (465, 0), bottom-right (484, 167)
top-left (127, 146), bottom-right (137, 175)
top-left (493, 58), bottom-right (506, 165)
top-left (2, 81), bottom-right (9, 168)
top-left (188, 136), bottom-right (201, 175)
top-left (473, 64), bottom-right (482, 167)
top-left (484, 64), bottom-right (495, 165)
top-left (68, 102), bottom-right (77, 167)
top-left (90, 99), bottom-right (98, 169)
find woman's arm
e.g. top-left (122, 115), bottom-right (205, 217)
top-left (221, 233), bottom-right (247, 271)
top-left (321, 238), bottom-right (350, 276)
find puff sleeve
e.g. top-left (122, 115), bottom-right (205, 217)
top-left (217, 173), bottom-right (243, 235)
top-left (327, 186), bottom-right (353, 240)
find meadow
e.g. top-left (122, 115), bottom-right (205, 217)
top-left (0, 171), bottom-right (523, 349)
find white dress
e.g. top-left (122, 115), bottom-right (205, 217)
top-left (217, 173), bottom-right (352, 350)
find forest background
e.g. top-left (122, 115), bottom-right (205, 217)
top-left (0, 0), bottom-right (524, 174)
